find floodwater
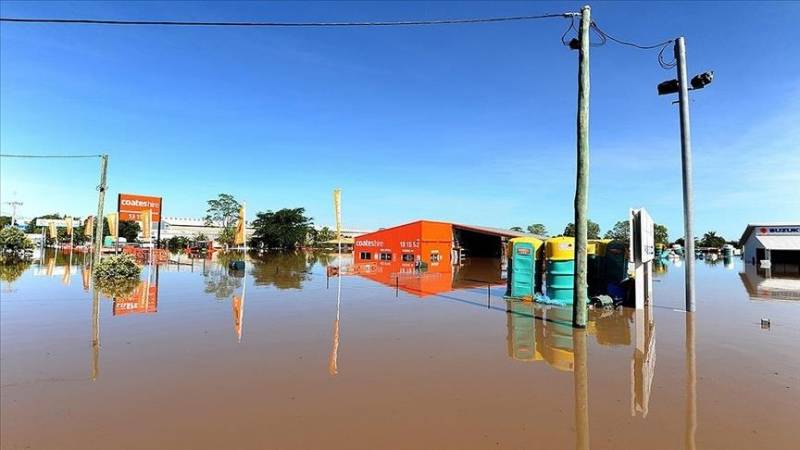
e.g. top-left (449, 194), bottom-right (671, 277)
top-left (1, 251), bottom-right (798, 450)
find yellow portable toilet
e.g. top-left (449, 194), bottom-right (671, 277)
top-left (545, 237), bottom-right (576, 304)
top-left (507, 237), bottom-right (544, 299)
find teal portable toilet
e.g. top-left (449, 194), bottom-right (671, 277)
top-left (507, 237), bottom-right (543, 299)
top-left (546, 237), bottom-right (576, 305)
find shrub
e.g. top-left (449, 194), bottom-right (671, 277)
top-left (95, 278), bottom-right (140, 298)
top-left (93, 254), bottom-right (141, 282)
top-left (0, 227), bottom-right (33, 252)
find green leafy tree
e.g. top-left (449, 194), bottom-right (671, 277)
top-left (509, 226), bottom-right (524, 232)
top-left (0, 216), bottom-right (11, 228)
top-left (251, 208), bottom-right (313, 250)
top-left (564, 220), bottom-right (601, 239)
top-left (526, 224), bottom-right (548, 236)
top-left (309, 226), bottom-right (336, 247)
top-left (204, 194), bottom-right (241, 247)
top-left (654, 224), bottom-right (669, 245)
top-left (699, 231), bottom-right (726, 248)
top-left (603, 220), bottom-right (629, 242)
top-left (0, 226), bottom-right (33, 252)
top-left (119, 221), bottom-right (141, 243)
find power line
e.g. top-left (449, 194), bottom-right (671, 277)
top-left (589, 21), bottom-right (676, 69)
top-left (0, 154), bottom-right (102, 158)
top-left (0, 13), bottom-right (575, 27)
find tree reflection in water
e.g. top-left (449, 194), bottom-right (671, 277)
top-left (250, 252), bottom-right (315, 290)
top-left (203, 265), bottom-right (242, 299)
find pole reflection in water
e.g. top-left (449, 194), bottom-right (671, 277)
top-left (91, 285), bottom-right (100, 381)
top-left (631, 300), bottom-right (656, 417)
top-left (329, 267), bottom-right (342, 376)
top-left (686, 312), bottom-right (697, 450)
top-left (574, 328), bottom-right (590, 450)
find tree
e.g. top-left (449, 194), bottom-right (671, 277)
top-left (509, 226), bottom-right (524, 232)
top-left (204, 193), bottom-right (241, 247)
top-left (0, 226), bottom-right (33, 252)
top-left (251, 208), bottom-right (313, 250)
top-left (310, 226), bottom-right (336, 247)
top-left (654, 224), bottom-right (669, 245)
top-left (119, 221), bottom-right (141, 243)
top-left (0, 216), bottom-right (11, 228)
top-left (526, 224), bottom-right (548, 236)
top-left (699, 231), bottom-right (726, 248)
top-left (564, 220), bottom-right (600, 239)
top-left (603, 220), bottom-right (628, 242)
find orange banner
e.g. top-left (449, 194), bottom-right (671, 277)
top-left (118, 193), bottom-right (162, 222)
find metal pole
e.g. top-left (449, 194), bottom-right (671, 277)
top-left (572, 4), bottom-right (591, 328)
top-left (92, 155), bottom-right (108, 271)
top-left (675, 37), bottom-right (696, 312)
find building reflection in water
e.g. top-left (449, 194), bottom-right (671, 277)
top-left (738, 263), bottom-right (800, 301)
top-left (355, 257), bottom-right (504, 298)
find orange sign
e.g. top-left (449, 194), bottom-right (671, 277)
top-left (118, 193), bottom-right (162, 222)
top-left (113, 281), bottom-right (158, 316)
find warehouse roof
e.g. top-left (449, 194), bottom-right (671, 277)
top-left (355, 220), bottom-right (541, 240)
top-left (739, 223), bottom-right (800, 246)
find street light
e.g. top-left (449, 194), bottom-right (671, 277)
top-left (657, 37), bottom-right (714, 313)
top-left (657, 70), bottom-right (713, 95)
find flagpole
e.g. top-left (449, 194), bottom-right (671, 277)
top-left (239, 202), bottom-right (246, 343)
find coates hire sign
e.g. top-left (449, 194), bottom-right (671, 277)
top-left (118, 193), bottom-right (162, 222)
top-left (756, 226), bottom-right (800, 236)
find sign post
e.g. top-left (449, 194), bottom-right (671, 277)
top-left (630, 208), bottom-right (655, 310)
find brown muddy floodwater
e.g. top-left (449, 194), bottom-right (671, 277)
top-left (1, 251), bottom-right (798, 449)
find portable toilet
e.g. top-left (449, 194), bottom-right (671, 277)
top-left (588, 239), bottom-right (611, 295)
top-left (545, 237), bottom-right (575, 304)
top-left (507, 237), bottom-right (544, 299)
top-left (604, 240), bottom-right (628, 285)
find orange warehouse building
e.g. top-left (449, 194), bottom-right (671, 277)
top-left (353, 220), bottom-right (530, 268)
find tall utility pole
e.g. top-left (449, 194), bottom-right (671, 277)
top-left (4, 200), bottom-right (23, 225)
top-left (675, 37), bottom-right (696, 312)
top-left (572, 4), bottom-right (591, 328)
top-left (92, 154), bottom-right (108, 268)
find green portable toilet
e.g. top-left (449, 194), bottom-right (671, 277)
top-left (506, 300), bottom-right (536, 361)
top-left (604, 240), bottom-right (628, 285)
top-left (507, 237), bottom-right (544, 299)
top-left (546, 237), bottom-right (576, 304)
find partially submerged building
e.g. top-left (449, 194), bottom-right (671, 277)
top-left (353, 220), bottom-right (535, 266)
top-left (739, 223), bottom-right (800, 275)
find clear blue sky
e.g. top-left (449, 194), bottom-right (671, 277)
top-left (2, 1), bottom-right (799, 240)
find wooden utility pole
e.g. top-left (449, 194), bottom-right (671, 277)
top-left (92, 154), bottom-right (108, 269)
top-left (573, 5), bottom-right (591, 328)
top-left (675, 37), bottom-right (696, 312)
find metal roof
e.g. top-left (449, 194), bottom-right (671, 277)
top-left (754, 235), bottom-right (800, 250)
top-left (353, 219), bottom-right (543, 240)
top-left (739, 222), bottom-right (800, 246)
top-left (453, 223), bottom-right (542, 239)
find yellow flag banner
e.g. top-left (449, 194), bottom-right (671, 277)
top-left (62, 265), bottom-right (71, 286)
top-left (65, 216), bottom-right (74, 236)
top-left (106, 213), bottom-right (118, 239)
top-left (82, 265), bottom-right (91, 291)
top-left (141, 209), bottom-right (152, 240)
top-left (84, 216), bottom-right (94, 238)
top-left (333, 188), bottom-right (342, 241)
top-left (234, 205), bottom-right (246, 246)
top-left (48, 221), bottom-right (57, 239)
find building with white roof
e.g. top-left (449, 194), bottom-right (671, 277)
top-left (739, 223), bottom-right (800, 275)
